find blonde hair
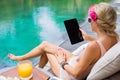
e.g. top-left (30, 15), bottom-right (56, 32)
top-left (94, 2), bottom-right (118, 37)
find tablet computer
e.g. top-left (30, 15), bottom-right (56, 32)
top-left (64, 18), bottom-right (84, 44)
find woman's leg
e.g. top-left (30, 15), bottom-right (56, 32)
top-left (46, 53), bottom-right (61, 77)
top-left (8, 41), bottom-right (73, 62)
top-left (38, 54), bottom-right (48, 68)
top-left (8, 41), bottom-right (56, 61)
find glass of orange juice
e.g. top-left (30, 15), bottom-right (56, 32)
top-left (17, 60), bottom-right (33, 80)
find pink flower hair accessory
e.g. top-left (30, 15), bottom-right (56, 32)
top-left (88, 5), bottom-right (97, 21)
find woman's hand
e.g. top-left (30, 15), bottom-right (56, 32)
top-left (80, 28), bottom-right (89, 40)
top-left (55, 48), bottom-right (66, 64)
top-left (80, 28), bottom-right (96, 41)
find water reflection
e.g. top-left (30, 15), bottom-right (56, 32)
top-left (34, 7), bottom-right (63, 45)
top-left (0, 21), bottom-right (15, 38)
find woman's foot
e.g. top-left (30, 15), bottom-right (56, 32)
top-left (8, 53), bottom-right (23, 61)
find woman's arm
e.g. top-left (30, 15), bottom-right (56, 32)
top-left (62, 42), bottom-right (101, 78)
top-left (80, 29), bottom-right (96, 41)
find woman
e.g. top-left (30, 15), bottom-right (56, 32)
top-left (8, 2), bottom-right (118, 80)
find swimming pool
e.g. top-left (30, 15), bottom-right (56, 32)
top-left (0, 0), bottom-right (111, 69)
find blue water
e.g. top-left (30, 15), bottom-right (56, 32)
top-left (0, 0), bottom-right (111, 69)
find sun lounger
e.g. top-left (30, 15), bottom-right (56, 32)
top-left (34, 41), bottom-right (120, 80)
top-left (87, 41), bottom-right (120, 80)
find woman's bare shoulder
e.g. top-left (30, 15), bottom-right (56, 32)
top-left (85, 41), bottom-right (101, 57)
top-left (87, 41), bottom-right (99, 49)
top-left (84, 41), bottom-right (101, 60)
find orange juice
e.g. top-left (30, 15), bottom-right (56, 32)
top-left (17, 60), bottom-right (33, 79)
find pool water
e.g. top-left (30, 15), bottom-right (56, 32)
top-left (0, 0), bottom-right (111, 68)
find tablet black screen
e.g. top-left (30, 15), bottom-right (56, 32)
top-left (64, 18), bottom-right (84, 44)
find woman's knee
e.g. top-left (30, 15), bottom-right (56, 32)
top-left (40, 41), bottom-right (50, 49)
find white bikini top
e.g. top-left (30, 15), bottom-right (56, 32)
top-left (96, 40), bottom-right (106, 57)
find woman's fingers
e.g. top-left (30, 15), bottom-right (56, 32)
top-left (80, 29), bottom-right (87, 36)
top-left (55, 47), bottom-right (66, 63)
top-left (55, 53), bottom-right (58, 58)
top-left (79, 29), bottom-right (88, 40)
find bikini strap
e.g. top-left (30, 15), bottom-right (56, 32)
top-left (96, 40), bottom-right (106, 57)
